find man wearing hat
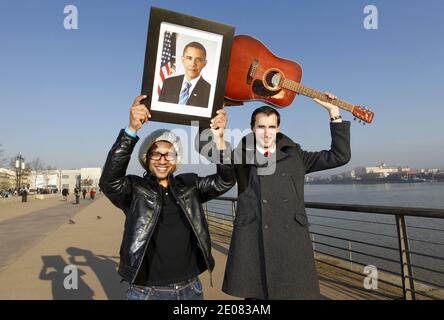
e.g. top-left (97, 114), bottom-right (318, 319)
top-left (99, 95), bottom-right (235, 300)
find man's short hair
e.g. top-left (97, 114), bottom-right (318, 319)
top-left (250, 106), bottom-right (281, 129)
top-left (183, 41), bottom-right (207, 60)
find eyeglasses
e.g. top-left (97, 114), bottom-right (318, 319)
top-left (149, 151), bottom-right (176, 161)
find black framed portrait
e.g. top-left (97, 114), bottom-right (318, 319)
top-left (141, 7), bottom-right (235, 127)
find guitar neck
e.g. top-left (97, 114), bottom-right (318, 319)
top-left (282, 79), bottom-right (355, 113)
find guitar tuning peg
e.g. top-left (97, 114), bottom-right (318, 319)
top-left (358, 120), bottom-right (362, 123)
top-left (353, 117), bottom-right (357, 121)
top-left (363, 122), bottom-right (366, 125)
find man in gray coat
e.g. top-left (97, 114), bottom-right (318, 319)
top-left (209, 93), bottom-right (351, 299)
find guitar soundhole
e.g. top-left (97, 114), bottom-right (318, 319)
top-left (264, 70), bottom-right (282, 91)
top-left (253, 80), bottom-right (280, 97)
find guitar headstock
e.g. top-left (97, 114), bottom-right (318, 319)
top-left (352, 106), bottom-right (374, 124)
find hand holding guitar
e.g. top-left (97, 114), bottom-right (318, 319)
top-left (314, 92), bottom-right (342, 123)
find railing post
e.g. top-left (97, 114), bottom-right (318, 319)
top-left (395, 214), bottom-right (416, 300)
top-left (348, 240), bottom-right (353, 271)
top-left (231, 200), bottom-right (236, 221)
top-left (311, 234), bottom-right (316, 259)
top-left (204, 203), bottom-right (209, 221)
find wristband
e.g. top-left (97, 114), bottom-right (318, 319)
top-left (125, 127), bottom-right (137, 138)
top-left (330, 115), bottom-right (342, 122)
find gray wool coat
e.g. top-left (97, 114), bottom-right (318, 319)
top-left (222, 121), bottom-right (351, 299)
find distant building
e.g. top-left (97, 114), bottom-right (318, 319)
top-left (398, 167), bottom-right (411, 173)
top-left (60, 170), bottom-right (80, 192)
top-left (419, 168), bottom-right (439, 174)
top-left (28, 167), bottom-right (102, 192)
top-left (355, 163), bottom-right (407, 178)
top-left (0, 167), bottom-right (32, 189)
top-left (0, 168), bottom-right (16, 189)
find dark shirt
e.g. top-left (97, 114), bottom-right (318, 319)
top-left (134, 184), bottom-right (207, 286)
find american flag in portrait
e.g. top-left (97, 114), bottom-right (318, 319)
top-left (157, 31), bottom-right (177, 96)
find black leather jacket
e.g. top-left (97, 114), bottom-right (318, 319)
top-left (99, 129), bottom-right (235, 284)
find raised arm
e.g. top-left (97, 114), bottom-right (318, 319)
top-left (99, 95), bottom-right (151, 210)
top-left (302, 92), bottom-right (351, 173)
top-left (196, 107), bottom-right (236, 202)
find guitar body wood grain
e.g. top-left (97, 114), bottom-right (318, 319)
top-left (225, 35), bottom-right (303, 108)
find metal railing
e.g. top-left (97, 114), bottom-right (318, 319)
top-left (204, 197), bottom-right (444, 300)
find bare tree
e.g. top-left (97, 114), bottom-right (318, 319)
top-left (81, 178), bottom-right (93, 188)
top-left (8, 157), bottom-right (15, 169)
top-left (29, 158), bottom-right (45, 189)
top-left (30, 158), bottom-right (45, 172)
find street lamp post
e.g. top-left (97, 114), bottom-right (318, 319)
top-left (15, 154), bottom-right (25, 190)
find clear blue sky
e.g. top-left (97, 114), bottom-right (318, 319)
top-left (1, 0), bottom-right (443, 176)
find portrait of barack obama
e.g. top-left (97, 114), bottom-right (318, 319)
top-left (158, 41), bottom-right (211, 108)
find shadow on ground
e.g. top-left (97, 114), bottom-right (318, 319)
top-left (39, 247), bottom-right (126, 300)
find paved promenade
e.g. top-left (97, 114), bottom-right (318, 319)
top-left (0, 194), bottom-right (393, 300)
top-left (0, 195), bottom-right (235, 300)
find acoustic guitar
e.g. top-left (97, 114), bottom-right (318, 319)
top-left (225, 35), bottom-right (374, 124)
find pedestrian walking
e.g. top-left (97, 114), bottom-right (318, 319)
top-left (74, 187), bottom-right (80, 204)
top-left (90, 188), bottom-right (96, 200)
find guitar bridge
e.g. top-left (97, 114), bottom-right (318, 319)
top-left (247, 59), bottom-right (259, 85)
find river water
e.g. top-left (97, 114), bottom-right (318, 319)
top-left (212, 182), bottom-right (444, 291)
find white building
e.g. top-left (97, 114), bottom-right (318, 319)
top-left (60, 170), bottom-right (81, 193)
top-left (0, 168), bottom-right (16, 189)
top-left (355, 163), bottom-right (402, 178)
top-left (27, 168), bottom-right (101, 192)
top-left (419, 168), bottom-right (439, 174)
top-left (29, 170), bottom-right (60, 189)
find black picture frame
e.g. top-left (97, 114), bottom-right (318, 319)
top-left (141, 7), bottom-right (235, 127)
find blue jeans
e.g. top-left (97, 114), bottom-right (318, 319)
top-left (126, 277), bottom-right (204, 300)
